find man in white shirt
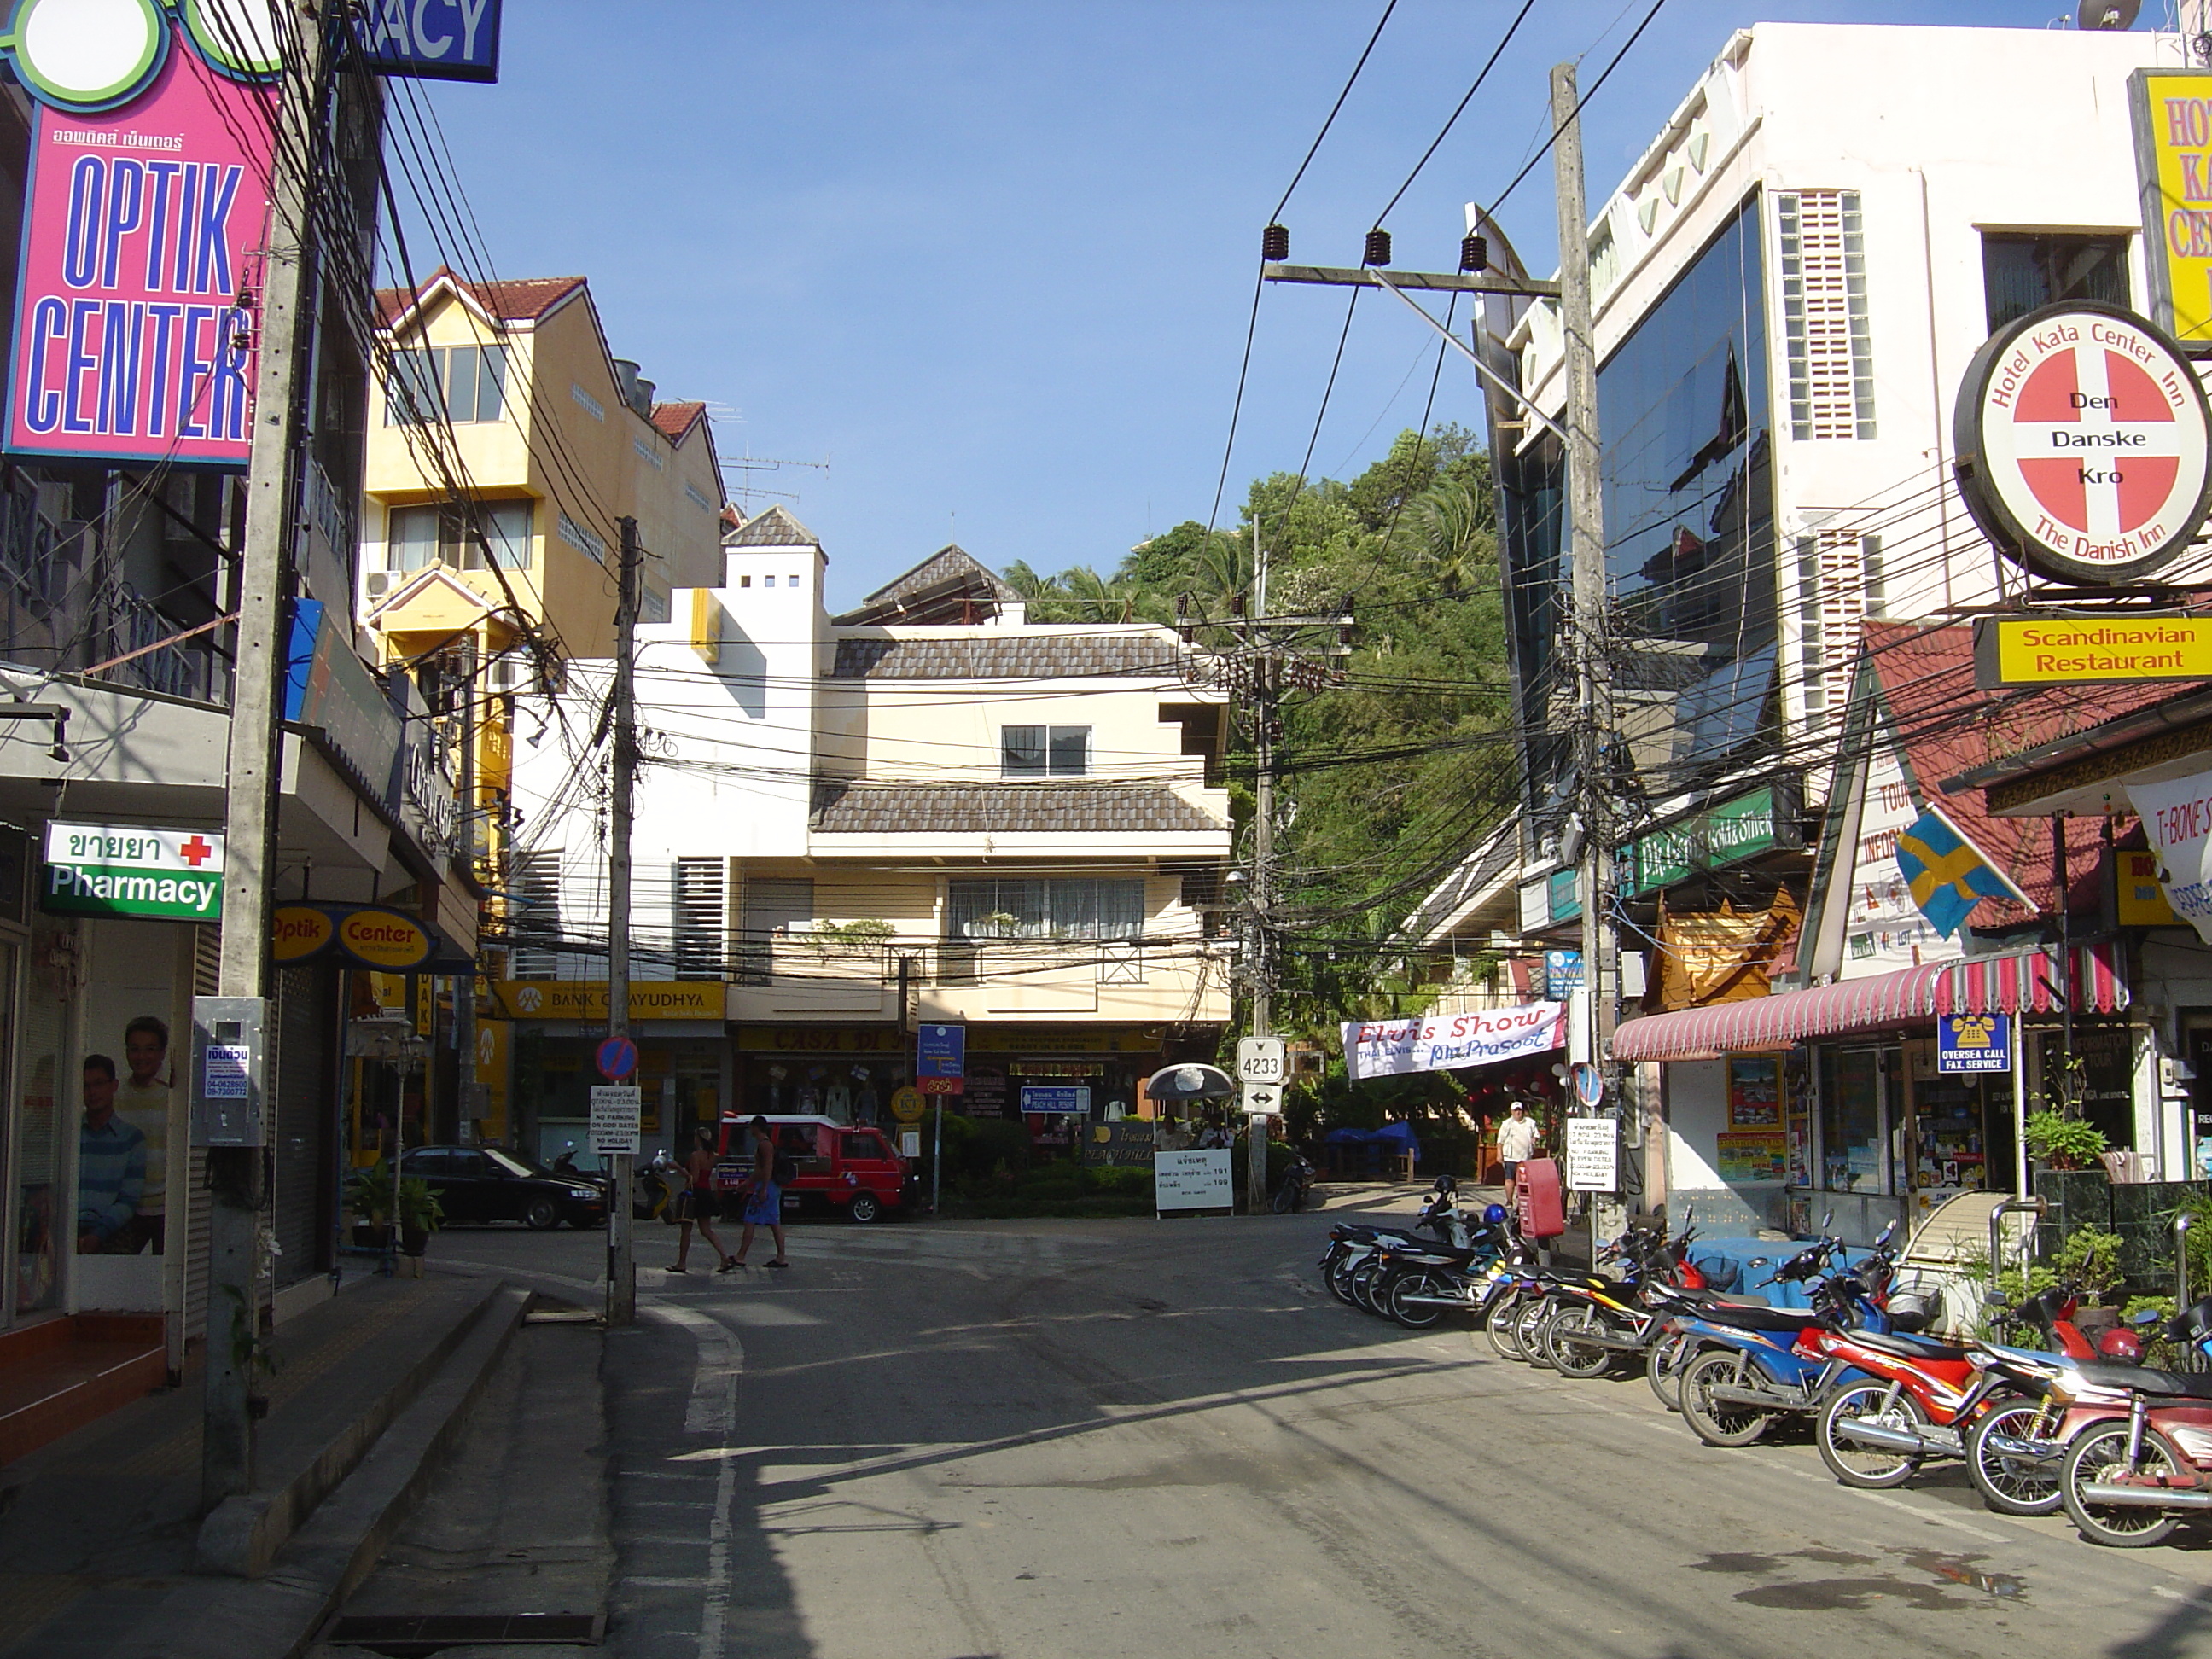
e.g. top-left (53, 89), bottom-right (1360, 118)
top-left (1495, 1101), bottom-right (1540, 1190)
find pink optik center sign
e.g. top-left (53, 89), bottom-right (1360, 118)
top-left (6, 38), bottom-right (275, 469)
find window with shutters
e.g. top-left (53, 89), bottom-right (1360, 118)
top-left (1777, 191), bottom-right (1875, 441)
top-left (672, 858), bottom-right (727, 980)
top-left (1795, 532), bottom-right (1867, 731)
top-left (507, 849), bottom-right (562, 978)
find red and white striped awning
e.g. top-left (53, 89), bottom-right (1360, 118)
top-left (1610, 942), bottom-right (2127, 1062)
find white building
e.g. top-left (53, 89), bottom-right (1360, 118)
top-left (500, 512), bottom-right (1233, 1160)
top-left (1481, 20), bottom-right (2204, 1237)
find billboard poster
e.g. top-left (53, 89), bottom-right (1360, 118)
top-left (5, 36), bottom-right (276, 468)
top-left (2131, 71), bottom-right (2212, 345)
top-left (1340, 1002), bottom-right (1567, 1081)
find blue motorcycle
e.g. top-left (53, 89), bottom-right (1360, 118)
top-left (1673, 1218), bottom-right (1901, 1448)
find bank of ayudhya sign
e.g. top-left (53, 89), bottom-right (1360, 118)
top-left (1953, 300), bottom-right (2212, 585)
top-left (2, 2), bottom-right (279, 469)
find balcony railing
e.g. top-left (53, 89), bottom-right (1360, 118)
top-left (727, 937), bottom-right (1179, 988)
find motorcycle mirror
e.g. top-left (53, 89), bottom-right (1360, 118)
top-left (1819, 1210), bottom-right (1833, 1231)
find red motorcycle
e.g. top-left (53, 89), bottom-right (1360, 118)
top-left (2056, 1297), bottom-right (2212, 1548)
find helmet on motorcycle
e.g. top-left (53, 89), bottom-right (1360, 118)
top-left (1482, 1203), bottom-right (1508, 1226)
top-left (2096, 1324), bottom-right (2144, 1361)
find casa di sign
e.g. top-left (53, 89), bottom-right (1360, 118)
top-left (1953, 300), bottom-right (2212, 585)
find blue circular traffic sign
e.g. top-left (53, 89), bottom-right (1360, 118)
top-left (596, 1035), bottom-right (638, 1081)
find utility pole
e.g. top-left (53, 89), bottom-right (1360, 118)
top-left (454, 632), bottom-right (479, 1141)
top-left (203, 0), bottom-right (326, 1511)
top-left (1248, 545), bottom-right (1275, 1215)
top-left (1553, 64), bottom-right (1625, 1220)
top-left (605, 517), bottom-right (640, 1326)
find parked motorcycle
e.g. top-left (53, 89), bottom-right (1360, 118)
top-left (1272, 1154), bottom-right (1317, 1214)
top-left (1317, 1178), bottom-right (1470, 1308)
top-left (1673, 1219), bottom-right (1897, 1449)
top-left (2054, 1297), bottom-right (2212, 1547)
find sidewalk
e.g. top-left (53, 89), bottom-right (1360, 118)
top-left (0, 1267), bottom-right (515, 1659)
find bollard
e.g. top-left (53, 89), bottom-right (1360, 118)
top-left (1988, 1195), bottom-right (2048, 1307)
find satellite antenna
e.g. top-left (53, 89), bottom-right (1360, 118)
top-left (2076, 0), bottom-right (2140, 28)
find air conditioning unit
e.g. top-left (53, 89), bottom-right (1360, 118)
top-left (364, 569), bottom-right (398, 602)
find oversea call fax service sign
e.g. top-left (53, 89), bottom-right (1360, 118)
top-left (1953, 300), bottom-right (2212, 586)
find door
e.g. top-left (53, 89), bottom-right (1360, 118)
top-left (1819, 1045), bottom-right (1900, 1196)
top-left (838, 1128), bottom-right (899, 1202)
top-left (445, 1150), bottom-right (498, 1223)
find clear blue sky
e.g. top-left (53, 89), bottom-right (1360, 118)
top-left (405, 1), bottom-right (2122, 609)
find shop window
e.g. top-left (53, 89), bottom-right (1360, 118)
top-left (1981, 232), bottom-right (2128, 335)
top-left (388, 499), bottom-right (531, 571)
top-left (1819, 1046), bottom-right (1895, 1195)
top-left (946, 877), bottom-right (1143, 940)
top-left (1001, 725), bottom-right (1090, 777)
top-left (385, 344), bottom-right (509, 425)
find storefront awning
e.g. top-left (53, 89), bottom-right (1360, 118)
top-left (1611, 943), bottom-right (2127, 1062)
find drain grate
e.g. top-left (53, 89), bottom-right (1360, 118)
top-left (323, 1612), bottom-right (603, 1655)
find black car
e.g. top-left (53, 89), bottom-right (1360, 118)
top-left (399, 1145), bottom-right (608, 1230)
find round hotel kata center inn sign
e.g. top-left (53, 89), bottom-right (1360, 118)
top-left (1953, 300), bottom-right (2212, 585)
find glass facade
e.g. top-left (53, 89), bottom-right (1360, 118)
top-left (1501, 193), bottom-right (1777, 818)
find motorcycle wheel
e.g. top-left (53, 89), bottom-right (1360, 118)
top-left (1543, 1306), bottom-right (1618, 1378)
top-left (1326, 1251), bottom-right (1362, 1307)
top-left (1966, 1396), bottom-right (2064, 1516)
top-left (1646, 1330), bottom-right (1696, 1412)
top-left (1679, 1348), bottom-right (1775, 1448)
top-left (2062, 1421), bottom-right (2187, 1548)
top-left (1388, 1269), bottom-right (1449, 1330)
top-left (1272, 1180), bottom-right (1296, 1214)
top-left (1349, 1256), bottom-right (1388, 1316)
top-left (1487, 1291), bottom-right (1527, 1360)
top-left (1817, 1381), bottom-right (1929, 1489)
top-left (1514, 1296), bottom-right (1559, 1371)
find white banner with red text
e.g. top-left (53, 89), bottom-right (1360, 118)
top-left (1339, 1002), bottom-right (1569, 1082)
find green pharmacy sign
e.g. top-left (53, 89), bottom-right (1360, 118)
top-left (1618, 781), bottom-right (1803, 899)
top-left (42, 821), bottom-right (224, 921)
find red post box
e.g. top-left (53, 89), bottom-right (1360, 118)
top-left (1516, 1156), bottom-right (1566, 1240)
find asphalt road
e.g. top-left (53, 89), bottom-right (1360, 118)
top-left (434, 1196), bottom-right (2212, 1659)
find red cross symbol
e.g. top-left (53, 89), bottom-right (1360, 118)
top-left (178, 835), bottom-right (214, 867)
top-left (2010, 345), bottom-right (2182, 538)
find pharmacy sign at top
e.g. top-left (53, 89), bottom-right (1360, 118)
top-left (1953, 301), bottom-right (2212, 586)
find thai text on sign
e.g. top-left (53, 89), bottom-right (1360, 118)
top-left (6, 49), bottom-right (275, 467)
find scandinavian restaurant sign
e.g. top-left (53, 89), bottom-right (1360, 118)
top-left (1952, 300), bottom-right (2212, 585)
top-left (1973, 614), bottom-right (2212, 687)
top-left (41, 819), bottom-right (221, 920)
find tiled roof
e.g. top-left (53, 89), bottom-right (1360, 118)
top-left (649, 400), bottom-right (707, 441)
top-left (726, 505), bottom-right (819, 547)
top-left (1866, 620), bottom-right (2172, 926)
top-left (856, 544), bottom-right (1016, 608)
top-left (375, 268), bottom-right (587, 328)
top-left (830, 633), bottom-right (1185, 680)
top-left (810, 781), bottom-right (1225, 836)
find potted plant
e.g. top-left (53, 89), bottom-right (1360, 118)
top-left (346, 1159), bottom-right (395, 1247)
top-left (2024, 1109), bottom-right (2108, 1173)
top-left (397, 1174), bottom-right (443, 1259)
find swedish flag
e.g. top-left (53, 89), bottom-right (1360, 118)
top-left (1893, 806), bottom-right (2026, 940)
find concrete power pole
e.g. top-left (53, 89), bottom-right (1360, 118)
top-left (1248, 613), bottom-right (1275, 1217)
top-left (1552, 64), bottom-right (1624, 1214)
top-left (455, 632), bottom-right (479, 1142)
top-left (203, 0), bottom-right (326, 1510)
top-left (605, 517), bottom-right (641, 1326)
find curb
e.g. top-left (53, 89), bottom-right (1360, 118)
top-left (117, 1284), bottom-right (533, 1659)
top-left (196, 1278), bottom-right (504, 1577)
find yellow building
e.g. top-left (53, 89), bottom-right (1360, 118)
top-left (357, 269), bottom-right (726, 899)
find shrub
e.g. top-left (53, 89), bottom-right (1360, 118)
top-left (2025, 1110), bottom-right (2107, 1171)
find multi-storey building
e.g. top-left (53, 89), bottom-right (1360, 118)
top-left (354, 271), bottom-right (727, 1144)
top-left (1478, 21), bottom-right (2209, 1238)
top-left (498, 515), bottom-right (1233, 1164)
